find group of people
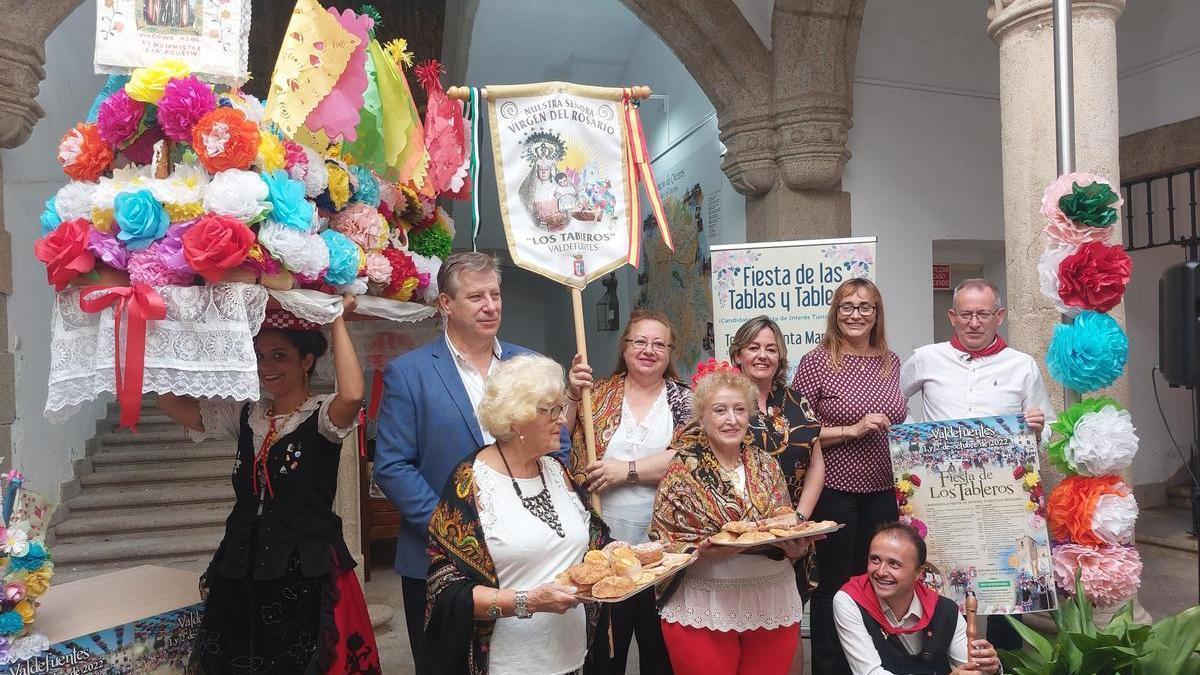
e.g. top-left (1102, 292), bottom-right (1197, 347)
top-left (152, 249), bottom-right (1052, 674)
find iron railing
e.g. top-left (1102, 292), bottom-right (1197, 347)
top-left (1121, 166), bottom-right (1200, 252)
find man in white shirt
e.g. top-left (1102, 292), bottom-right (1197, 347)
top-left (899, 277), bottom-right (1053, 650)
top-left (834, 523), bottom-right (1000, 675)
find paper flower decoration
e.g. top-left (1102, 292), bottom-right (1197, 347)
top-left (122, 124), bottom-right (164, 166)
top-left (182, 213), bottom-right (256, 282)
top-left (203, 169), bottom-right (269, 222)
top-left (364, 251), bottom-right (392, 284)
top-left (409, 226), bottom-right (452, 260)
top-left (0, 611), bottom-right (21, 636)
top-left (39, 198), bottom-right (60, 236)
top-left (1042, 172), bottom-right (1122, 246)
top-left (58, 123), bottom-right (114, 182)
top-left (34, 218), bottom-right (95, 291)
top-left (11, 543), bottom-right (47, 572)
top-left (262, 170), bottom-right (314, 232)
top-left (192, 107), bottom-right (260, 173)
top-left (409, 251), bottom-right (442, 303)
top-left (1045, 310), bottom-right (1127, 393)
top-left (1, 532), bottom-right (27, 558)
top-left (291, 146), bottom-right (330, 198)
top-left (330, 203), bottom-right (386, 250)
top-left (114, 189), bottom-right (169, 251)
top-left (125, 59), bottom-right (189, 104)
top-left (259, 220), bottom-right (329, 279)
top-left (1048, 398), bottom-right (1138, 477)
top-left (53, 182), bottom-right (96, 223)
top-left (1059, 181), bottom-right (1121, 229)
top-left (149, 164), bottom-right (208, 223)
top-left (304, 7), bottom-right (373, 141)
top-left (348, 164), bottom-right (381, 207)
top-left (127, 246), bottom-right (194, 286)
top-left (323, 164), bottom-right (352, 211)
top-left (156, 75), bottom-right (218, 142)
top-left (96, 89), bottom-right (145, 148)
top-left (691, 358), bottom-right (741, 388)
top-left (898, 515), bottom-right (927, 539)
top-left (1047, 475), bottom-right (1137, 546)
top-left (257, 131), bottom-right (287, 173)
top-left (320, 230), bottom-right (363, 286)
top-left (87, 228), bottom-right (129, 271)
top-left (1037, 244), bottom-right (1079, 317)
top-left (382, 248), bottom-right (420, 301)
top-left (1056, 242), bottom-right (1132, 313)
top-left (1051, 543), bottom-right (1141, 606)
top-left (241, 243), bottom-right (281, 276)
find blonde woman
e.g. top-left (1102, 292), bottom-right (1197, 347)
top-left (424, 354), bottom-right (608, 675)
top-left (790, 278), bottom-right (907, 674)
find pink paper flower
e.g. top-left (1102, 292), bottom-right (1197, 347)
top-left (87, 228), bottom-right (129, 271)
top-left (1051, 543), bottom-right (1141, 606)
top-left (1042, 172), bottom-right (1122, 246)
top-left (364, 251), bottom-right (393, 284)
top-left (330, 202), bottom-right (386, 250)
top-left (127, 246), bottom-right (195, 286)
top-left (96, 89), bottom-right (145, 147)
top-left (156, 75), bottom-right (218, 142)
top-left (283, 140), bottom-right (308, 172)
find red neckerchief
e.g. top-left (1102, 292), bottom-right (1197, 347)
top-left (950, 334), bottom-right (1007, 360)
top-left (841, 574), bottom-right (941, 636)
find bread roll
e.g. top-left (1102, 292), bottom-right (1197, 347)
top-left (632, 542), bottom-right (664, 565)
top-left (611, 557), bottom-right (643, 580)
top-left (721, 520), bottom-right (757, 534)
top-left (591, 575), bottom-right (636, 599)
top-left (734, 531), bottom-right (774, 544)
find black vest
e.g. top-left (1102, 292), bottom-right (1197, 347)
top-left (858, 595), bottom-right (961, 675)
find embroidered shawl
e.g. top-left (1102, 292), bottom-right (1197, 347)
top-left (747, 385), bottom-right (821, 504)
top-left (569, 375), bottom-right (694, 485)
top-left (648, 424), bottom-right (792, 554)
top-left (424, 452), bottom-right (609, 675)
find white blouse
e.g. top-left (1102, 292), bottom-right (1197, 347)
top-left (191, 394), bottom-right (356, 446)
top-left (600, 387), bottom-right (674, 544)
top-left (475, 456), bottom-right (590, 675)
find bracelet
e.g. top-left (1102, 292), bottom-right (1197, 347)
top-left (796, 510), bottom-right (808, 522)
top-left (514, 590), bottom-right (532, 619)
top-left (838, 426), bottom-right (845, 444)
top-left (487, 588), bottom-right (502, 619)
top-left (567, 391), bottom-right (582, 402)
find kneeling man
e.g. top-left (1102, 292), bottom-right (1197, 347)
top-left (833, 523), bottom-right (1001, 675)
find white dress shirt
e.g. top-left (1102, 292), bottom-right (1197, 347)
top-left (599, 387), bottom-right (673, 543)
top-left (446, 333), bottom-right (502, 444)
top-left (833, 589), bottom-right (971, 675)
top-left (900, 342), bottom-right (1055, 443)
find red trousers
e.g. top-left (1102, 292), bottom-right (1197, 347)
top-left (660, 620), bottom-right (799, 675)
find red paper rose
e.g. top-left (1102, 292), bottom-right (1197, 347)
top-left (191, 107), bottom-right (260, 173)
top-left (58, 123), bottom-right (114, 182)
top-left (1057, 242), bottom-right (1132, 313)
top-left (34, 218), bottom-right (96, 291)
top-left (908, 474), bottom-right (921, 487)
top-left (182, 213), bottom-right (255, 282)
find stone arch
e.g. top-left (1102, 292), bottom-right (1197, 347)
top-left (0, 0), bottom-right (88, 149)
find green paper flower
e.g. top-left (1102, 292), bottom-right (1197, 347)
top-left (409, 226), bottom-right (452, 260)
top-left (1046, 396), bottom-right (1123, 474)
top-left (1058, 181), bottom-right (1120, 228)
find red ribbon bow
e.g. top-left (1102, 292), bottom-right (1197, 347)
top-left (78, 284), bottom-right (167, 431)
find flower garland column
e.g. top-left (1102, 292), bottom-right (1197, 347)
top-left (986, 0), bottom-right (1128, 422)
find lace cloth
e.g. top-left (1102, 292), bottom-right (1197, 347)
top-left (45, 284), bottom-right (268, 422)
top-left (267, 289), bottom-right (439, 326)
top-left (659, 556), bottom-right (804, 631)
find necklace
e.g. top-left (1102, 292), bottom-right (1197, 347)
top-left (496, 444), bottom-right (565, 538)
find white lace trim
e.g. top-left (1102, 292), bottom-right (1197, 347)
top-left (660, 567), bottom-right (804, 632)
top-left (0, 633), bottom-right (51, 664)
top-left (474, 459), bottom-right (499, 531)
top-left (193, 394), bottom-right (355, 446)
top-left (268, 289), bottom-right (344, 325)
top-left (541, 455), bottom-right (589, 520)
top-left (45, 284), bottom-right (268, 422)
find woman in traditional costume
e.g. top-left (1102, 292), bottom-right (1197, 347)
top-left (158, 295), bottom-right (380, 674)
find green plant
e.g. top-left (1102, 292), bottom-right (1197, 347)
top-left (999, 572), bottom-right (1200, 674)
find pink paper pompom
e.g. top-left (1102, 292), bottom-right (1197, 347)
top-left (123, 125), bottom-right (164, 166)
top-left (1051, 543), bottom-right (1141, 606)
top-left (1042, 172), bottom-right (1122, 246)
top-left (96, 89), bottom-right (145, 147)
top-left (156, 75), bottom-right (218, 142)
top-left (330, 203), bottom-right (386, 251)
top-left (283, 141), bottom-right (308, 173)
top-left (365, 251), bottom-right (393, 284)
top-left (127, 246), bottom-right (195, 286)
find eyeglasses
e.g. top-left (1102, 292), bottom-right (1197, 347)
top-left (836, 303), bottom-right (876, 316)
top-left (626, 337), bottom-right (672, 353)
top-left (953, 310), bottom-right (998, 322)
top-left (539, 404), bottom-right (567, 419)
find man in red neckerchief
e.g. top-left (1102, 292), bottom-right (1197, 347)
top-left (833, 523), bottom-right (1000, 675)
top-left (899, 277), bottom-right (1053, 651)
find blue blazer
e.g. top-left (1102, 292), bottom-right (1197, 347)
top-left (373, 334), bottom-right (569, 579)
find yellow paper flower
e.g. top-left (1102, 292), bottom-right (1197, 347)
top-left (91, 209), bottom-right (115, 232)
top-left (1023, 472), bottom-right (1040, 488)
top-left (1025, 499), bottom-right (1037, 512)
top-left (327, 165), bottom-right (351, 210)
top-left (257, 131), bottom-right (287, 173)
top-left (165, 202), bottom-right (204, 222)
top-left (126, 59), bottom-right (191, 104)
top-left (900, 503), bottom-right (914, 516)
top-left (384, 38), bottom-right (414, 68)
top-left (14, 600), bottom-right (34, 624)
top-left (390, 276), bottom-right (419, 302)
top-left (24, 568), bottom-right (52, 598)
top-left (357, 247), bottom-right (367, 273)
top-left (897, 479), bottom-right (913, 495)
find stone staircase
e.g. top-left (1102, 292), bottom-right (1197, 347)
top-left (50, 400), bottom-right (236, 583)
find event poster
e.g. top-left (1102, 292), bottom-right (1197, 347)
top-left (889, 415), bottom-right (1056, 615)
top-left (709, 237), bottom-right (875, 384)
top-left (94, 0), bottom-right (251, 84)
top-left (486, 83), bottom-right (632, 288)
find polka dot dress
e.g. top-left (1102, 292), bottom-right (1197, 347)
top-left (791, 346), bottom-right (907, 493)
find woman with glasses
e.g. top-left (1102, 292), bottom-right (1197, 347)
top-left (425, 354), bottom-right (609, 675)
top-left (566, 308), bottom-right (693, 675)
top-left (790, 278), bottom-right (907, 675)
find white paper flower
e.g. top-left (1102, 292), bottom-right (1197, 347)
top-left (410, 251), bottom-right (442, 303)
top-left (227, 93), bottom-right (265, 124)
top-left (1091, 490), bottom-right (1137, 545)
top-left (259, 219), bottom-right (328, 279)
top-left (294, 146), bottom-right (329, 198)
top-left (203, 169), bottom-right (269, 221)
top-left (1066, 405), bottom-right (1139, 476)
top-left (92, 165), bottom-right (152, 213)
top-left (1038, 244), bottom-right (1080, 317)
top-left (54, 181), bottom-right (97, 221)
top-left (2, 529), bottom-right (28, 557)
top-left (150, 163), bottom-right (209, 207)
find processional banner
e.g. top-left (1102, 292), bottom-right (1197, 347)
top-left (709, 237), bottom-right (875, 384)
top-left (485, 82), bottom-right (669, 287)
top-left (889, 415), bottom-right (1057, 616)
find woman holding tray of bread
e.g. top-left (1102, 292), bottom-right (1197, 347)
top-left (424, 354), bottom-right (611, 675)
top-left (565, 308), bottom-right (693, 675)
top-left (650, 362), bottom-right (817, 675)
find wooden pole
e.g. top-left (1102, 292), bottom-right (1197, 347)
top-left (570, 286), bottom-right (602, 512)
top-left (447, 85), bottom-right (652, 101)
top-left (965, 593), bottom-right (979, 643)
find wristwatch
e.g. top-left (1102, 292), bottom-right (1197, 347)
top-left (796, 510), bottom-right (809, 522)
top-left (487, 589), bottom-right (502, 619)
top-left (514, 590), bottom-right (532, 619)
top-left (626, 461), bottom-right (639, 484)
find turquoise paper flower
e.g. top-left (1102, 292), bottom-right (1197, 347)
top-left (40, 197), bottom-right (61, 235)
top-left (1046, 311), bottom-right (1128, 393)
top-left (349, 164), bottom-right (381, 208)
top-left (262, 169), bottom-right (314, 233)
top-left (320, 229), bottom-right (362, 286)
top-left (114, 189), bottom-right (169, 251)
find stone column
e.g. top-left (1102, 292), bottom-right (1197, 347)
top-left (987, 0), bottom-right (1128, 413)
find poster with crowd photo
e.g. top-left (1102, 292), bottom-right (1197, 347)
top-left (889, 415), bottom-right (1057, 616)
top-left (486, 82), bottom-right (633, 288)
top-left (708, 237), bottom-right (875, 385)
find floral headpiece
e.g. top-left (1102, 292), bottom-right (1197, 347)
top-left (691, 358), bottom-right (740, 388)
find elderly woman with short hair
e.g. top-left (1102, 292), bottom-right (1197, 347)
top-left (424, 354), bottom-right (608, 675)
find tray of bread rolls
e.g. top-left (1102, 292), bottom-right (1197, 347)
top-left (556, 541), bottom-right (698, 603)
top-left (708, 512), bottom-right (844, 548)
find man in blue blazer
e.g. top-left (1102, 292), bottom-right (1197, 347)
top-left (374, 251), bottom-right (568, 669)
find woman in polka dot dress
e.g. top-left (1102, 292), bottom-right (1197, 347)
top-left (790, 278), bottom-right (907, 675)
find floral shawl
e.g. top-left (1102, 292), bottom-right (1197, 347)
top-left (424, 452), bottom-right (610, 675)
top-left (569, 375), bottom-right (694, 485)
top-left (649, 424), bottom-right (792, 554)
top-left (747, 385), bottom-right (821, 504)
